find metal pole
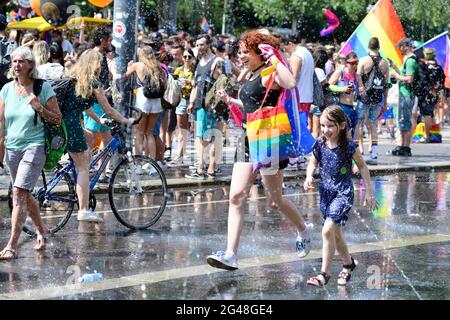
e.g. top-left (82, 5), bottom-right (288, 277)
top-left (222, 0), bottom-right (228, 35)
top-left (112, 0), bottom-right (139, 148)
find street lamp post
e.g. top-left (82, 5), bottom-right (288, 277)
top-left (112, 0), bottom-right (138, 146)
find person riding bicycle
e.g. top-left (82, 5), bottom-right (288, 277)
top-left (64, 49), bottom-right (135, 223)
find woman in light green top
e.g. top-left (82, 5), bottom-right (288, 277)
top-left (0, 47), bottom-right (62, 260)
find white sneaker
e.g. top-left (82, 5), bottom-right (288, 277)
top-left (157, 161), bottom-right (168, 170)
top-left (77, 210), bottom-right (103, 223)
top-left (296, 223), bottom-right (313, 258)
top-left (206, 251), bottom-right (238, 271)
top-left (135, 165), bottom-right (142, 175)
top-left (142, 162), bottom-right (156, 175)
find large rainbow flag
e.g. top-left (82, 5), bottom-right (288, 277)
top-left (340, 0), bottom-right (406, 67)
top-left (416, 32), bottom-right (450, 89)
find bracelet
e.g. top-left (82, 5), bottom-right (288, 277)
top-left (38, 105), bottom-right (44, 113)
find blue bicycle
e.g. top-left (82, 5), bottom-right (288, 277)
top-left (8, 114), bottom-right (168, 236)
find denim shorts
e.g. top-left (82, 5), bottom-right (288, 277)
top-left (355, 99), bottom-right (383, 123)
top-left (418, 101), bottom-right (435, 117)
top-left (6, 145), bottom-right (46, 192)
top-left (339, 103), bottom-right (358, 139)
top-left (176, 98), bottom-right (188, 115)
top-left (397, 95), bottom-right (415, 131)
top-left (310, 104), bottom-right (321, 117)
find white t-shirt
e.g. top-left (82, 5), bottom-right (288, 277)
top-left (292, 46), bottom-right (314, 103)
top-left (38, 63), bottom-right (65, 80)
top-left (315, 67), bottom-right (327, 84)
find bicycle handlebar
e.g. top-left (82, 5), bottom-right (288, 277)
top-left (104, 106), bottom-right (143, 128)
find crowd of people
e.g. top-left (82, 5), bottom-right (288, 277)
top-left (0, 12), bottom-right (448, 286)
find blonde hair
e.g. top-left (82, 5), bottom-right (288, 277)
top-left (66, 49), bottom-right (102, 99)
top-left (33, 40), bottom-right (49, 67)
top-left (138, 46), bottom-right (163, 91)
top-left (8, 46), bottom-right (40, 80)
top-left (21, 33), bottom-right (34, 46)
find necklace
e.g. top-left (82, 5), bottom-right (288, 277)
top-left (249, 63), bottom-right (266, 81)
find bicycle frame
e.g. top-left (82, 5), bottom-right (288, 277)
top-left (38, 133), bottom-right (124, 203)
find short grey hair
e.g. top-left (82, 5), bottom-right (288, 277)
top-left (8, 46), bottom-right (40, 80)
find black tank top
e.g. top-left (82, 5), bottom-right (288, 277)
top-left (194, 55), bottom-right (217, 108)
top-left (239, 75), bottom-right (281, 115)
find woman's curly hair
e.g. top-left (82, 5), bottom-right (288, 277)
top-left (239, 30), bottom-right (280, 56)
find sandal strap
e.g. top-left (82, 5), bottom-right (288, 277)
top-left (342, 256), bottom-right (356, 270)
top-left (318, 271), bottom-right (330, 284)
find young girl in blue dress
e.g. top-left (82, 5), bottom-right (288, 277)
top-left (304, 105), bottom-right (378, 287)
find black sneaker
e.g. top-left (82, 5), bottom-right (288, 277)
top-left (402, 146), bottom-right (412, 157)
top-left (185, 170), bottom-right (206, 180)
top-left (388, 146), bottom-right (403, 156)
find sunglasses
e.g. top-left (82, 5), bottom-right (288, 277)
top-left (183, 55), bottom-right (193, 59)
top-left (347, 61), bottom-right (358, 65)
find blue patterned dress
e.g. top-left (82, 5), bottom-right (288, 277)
top-left (312, 138), bottom-right (357, 225)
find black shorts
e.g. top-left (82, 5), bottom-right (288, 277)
top-left (418, 98), bottom-right (436, 117)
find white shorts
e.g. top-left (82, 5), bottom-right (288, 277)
top-left (135, 87), bottom-right (162, 114)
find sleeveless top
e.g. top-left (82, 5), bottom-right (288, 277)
top-left (239, 75), bottom-right (281, 115)
top-left (361, 55), bottom-right (382, 85)
top-left (193, 55), bottom-right (217, 108)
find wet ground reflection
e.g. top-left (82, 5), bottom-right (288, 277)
top-left (0, 171), bottom-right (449, 299)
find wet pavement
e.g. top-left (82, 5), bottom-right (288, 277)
top-left (0, 170), bottom-right (449, 300)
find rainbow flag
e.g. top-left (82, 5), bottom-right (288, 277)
top-left (200, 17), bottom-right (209, 32)
top-left (340, 0), bottom-right (406, 67)
top-left (416, 32), bottom-right (450, 89)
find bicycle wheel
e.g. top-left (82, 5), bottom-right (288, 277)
top-left (109, 155), bottom-right (168, 229)
top-left (8, 165), bottom-right (76, 236)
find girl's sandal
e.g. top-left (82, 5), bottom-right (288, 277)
top-left (306, 271), bottom-right (330, 287)
top-left (338, 256), bottom-right (358, 286)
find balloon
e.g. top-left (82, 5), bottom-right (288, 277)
top-left (40, 0), bottom-right (75, 27)
top-left (320, 9), bottom-right (340, 37)
top-left (30, 0), bottom-right (41, 16)
top-left (88, 0), bottom-right (113, 8)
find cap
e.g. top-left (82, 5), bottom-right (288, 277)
top-left (397, 38), bottom-right (413, 48)
top-left (423, 47), bottom-right (436, 59)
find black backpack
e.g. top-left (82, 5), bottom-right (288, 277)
top-left (406, 56), bottom-right (432, 97)
top-left (0, 37), bottom-right (16, 89)
top-left (362, 56), bottom-right (386, 104)
top-left (142, 72), bottom-right (166, 99)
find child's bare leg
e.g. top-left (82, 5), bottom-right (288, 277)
top-left (321, 220), bottom-right (337, 274)
top-left (335, 225), bottom-right (352, 265)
